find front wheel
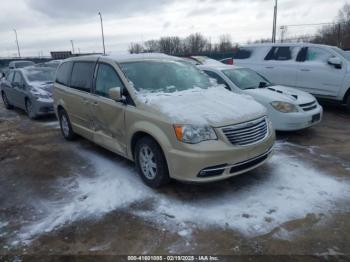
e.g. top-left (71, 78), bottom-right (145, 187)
top-left (25, 99), bottom-right (37, 119)
top-left (135, 137), bottom-right (170, 188)
top-left (58, 109), bottom-right (76, 140)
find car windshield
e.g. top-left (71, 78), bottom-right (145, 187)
top-left (23, 68), bottom-right (56, 83)
top-left (222, 68), bottom-right (271, 90)
top-left (119, 60), bottom-right (212, 93)
top-left (331, 47), bottom-right (350, 62)
top-left (15, 61), bottom-right (35, 68)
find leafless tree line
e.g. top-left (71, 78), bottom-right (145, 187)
top-left (129, 33), bottom-right (238, 55)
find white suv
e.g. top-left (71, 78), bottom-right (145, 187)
top-left (234, 43), bottom-right (350, 110)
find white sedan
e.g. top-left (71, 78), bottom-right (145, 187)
top-left (199, 64), bottom-right (323, 131)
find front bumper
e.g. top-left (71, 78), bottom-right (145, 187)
top-left (165, 125), bottom-right (275, 183)
top-left (269, 105), bottom-right (323, 131)
top-left (33, 98), bottom-right (55, 116)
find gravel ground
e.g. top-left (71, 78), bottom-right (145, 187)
top-left (0, 101), bottom-right (349, 261)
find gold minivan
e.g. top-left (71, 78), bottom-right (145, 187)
top-left (53, 54), bottom-right (275, 188)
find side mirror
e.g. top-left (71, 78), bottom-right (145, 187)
top-left (328, 57), bottom-right (342, 69)
top-left (108, 87), bottom-right (122, 101)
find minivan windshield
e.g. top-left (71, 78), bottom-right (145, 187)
top-left (331, 47), bottom-right (350, 62)
top-left (119, 60), bottom-right (212, 93)
top-left (23, 68), bottom-right (56, 83)
top-left (223, 68), bottom-right (271, 90)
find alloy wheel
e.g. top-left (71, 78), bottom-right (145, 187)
top-left (139, 145), bottom-right (157, 180)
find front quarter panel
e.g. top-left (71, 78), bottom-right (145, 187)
top-left (125, 105), bottom-right (174, 162)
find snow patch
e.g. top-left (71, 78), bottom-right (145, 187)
top-left (16, 152), bottom-right (150, 243)
top-left (13, 144), bottom-right (350, 244)
top-left (151, 152), bottom-right (350, 236)
top-left (137, 86), bottom-right (266, 125)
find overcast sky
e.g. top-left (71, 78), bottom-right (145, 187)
top-left (0, 0), bottom-right (348, 57)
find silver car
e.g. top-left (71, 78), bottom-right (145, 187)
top-left (8, 60), bottom-right (35, 69)
top-left (1, 67), bottom-right (55, 119)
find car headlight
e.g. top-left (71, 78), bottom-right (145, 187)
top-left (174, 125), bottom-right (217, 144)
top-left (271, 101), bottom-right (298, 113)
top-left (32, 92), bottom-right (50, 100)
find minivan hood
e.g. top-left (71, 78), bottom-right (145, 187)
top-left (136, 86), bottom-right (267, 127)
top-left (244, 85), bottom-right (315, 105)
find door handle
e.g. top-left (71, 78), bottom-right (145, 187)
top-left (93, 101), bottom-right (99, 106)
top-left (265, 66), bottom-right (274, 69)
top-left (301, 68), bottom-right (311, 72)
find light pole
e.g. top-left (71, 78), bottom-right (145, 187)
top-left (272, 0), bottom-right (278, 43)
top-left (98, 12), bottom-right (106, 55)
top-left (13, 29), bottom-right (21, 58)
top-left (70, 40), bottom-right (75, 54)
top-left (280, 26), bottom-right (287, 43)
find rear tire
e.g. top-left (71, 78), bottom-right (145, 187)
top-left (58, 109), bottom-right (76, 141)
top-left (1, 92), bottom-right (13, 110)
top-left (134, 137), bottom-right (170, 188)
top-left (346, 94), bottom-right (350, 112)
top-left (25, 99), bottom-right (37, 119)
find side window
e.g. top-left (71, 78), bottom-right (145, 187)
top-left (95, 64), bottom-right (124, 98)
top-left (265, 46), bottom-right (299, 61)
top-left (56, 62), bottom-right (73, 86)
top-left (6, 72), bottom-right (14, 82)
top-left (70, 62), bottom-right (95, 92)
top-left (233, 48), bottom-right (254, 59)
top-left (305, 47), bottom-right (333, 63)
top-left (204, 70), bottom-right (230, 90)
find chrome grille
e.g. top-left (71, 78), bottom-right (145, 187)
top-left (299, 101), bottom-right (317, 112)
top-left (222, 117), bottom-right (268, 146)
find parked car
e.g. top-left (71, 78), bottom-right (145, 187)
top-left (35, 60), bottom-right (62, 70)
top-left (1, 67), bottom-right (56, 118)
top-left (199, 64), bottom-right (323, 131)
top-left (233, 43), bottom-right (350, 111)
top-left (8, 60), bottom-right (35, 69)
top-left (53, 54), bottom-right (275, 188)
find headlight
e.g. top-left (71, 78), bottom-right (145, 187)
top-left (174, 125), bottom-right (217, 144)
top-left (33, 93), bottom-right (50, 100)
top-left (271, 101), bottom-right (298, 113)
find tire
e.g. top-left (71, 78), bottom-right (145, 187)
top-left (1, 92), bottom-right (13, 110)
top-left (25, 99), bottom-right (37, 119)
top-left (58, 109), bottom-right (76, 141)
top-left (134, 136), bottom-right (170, 188)
top-left (346, 94), bottom-right (350, 112)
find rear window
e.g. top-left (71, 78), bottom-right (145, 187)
top-left (56, 62), bottom-right (73, 86)
top-left (233, 48), bottom-right (254, 59)
top-left (265, 46), bottom-right (300, 61)
top-left (70, 62), bottom-right (95, 92)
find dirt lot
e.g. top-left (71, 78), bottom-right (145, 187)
top-left (0, 101), bottom-right (349, 261)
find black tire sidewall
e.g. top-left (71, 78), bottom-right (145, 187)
top-left (2, 92), bottom-right (12, 109)
top-left (347, 95), bottom-right (350, 112)
top-left (25, 99), bottom-right (36, 119)
top-left (59, 109), bottom-right (75, 140)
top-left (135, 137), bottom-right (170, 188)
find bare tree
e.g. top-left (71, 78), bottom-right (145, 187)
top-left (144, 40), bottom-right (160, 52)
top-left (217, 34), bottom-right (233, 52)
top-left (184, 33), bottom-right (208, 54)
top-left (312, 3), bottom-right (350, 49)
top-left (129, 43), bottom-right (144, 54)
